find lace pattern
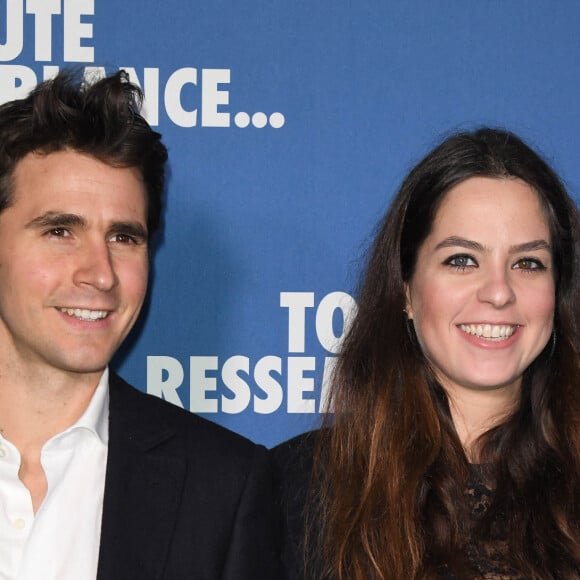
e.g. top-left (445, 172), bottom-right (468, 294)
top-left (462, 466), bottom-right (524, 580)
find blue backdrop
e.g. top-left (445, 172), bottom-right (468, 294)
top-left (2, 0), bottom-right (579, 447)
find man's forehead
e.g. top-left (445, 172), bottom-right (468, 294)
top-left (13, 149), bottom-right (143, 181)
top-left (10, 151), bottom-right (147, 214)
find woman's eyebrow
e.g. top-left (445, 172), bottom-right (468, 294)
top-left (434, 237), bottom-right (484, 252)
top-left (509, 240), bottom-right (551, 253)
top-left (434, 236), bottom-right (551, 254)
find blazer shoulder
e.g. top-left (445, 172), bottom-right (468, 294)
top-left (100, 374), bottom-right (281, 580)
top-left (108, 372), bottom-right (262, 461)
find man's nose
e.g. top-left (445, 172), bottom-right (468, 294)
top-left (72, 239), bottom-right (118, 292)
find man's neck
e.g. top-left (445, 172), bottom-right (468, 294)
top-left (0, 365), bottom-right (103, 453)
top-left (0, 364), bottom-right (105, 514)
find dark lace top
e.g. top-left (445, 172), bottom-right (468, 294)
top-left (459, 465), bottom-right (524, 580)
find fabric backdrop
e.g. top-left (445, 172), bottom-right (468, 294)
top-left (2, 0), bottom-right (579, 447)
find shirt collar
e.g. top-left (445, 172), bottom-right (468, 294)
top-left (70, 367), bottom-right (109, 445)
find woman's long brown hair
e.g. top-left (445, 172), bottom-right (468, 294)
top-left (308, 128), bottom-right (580, 579)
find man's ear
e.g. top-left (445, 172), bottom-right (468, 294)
top-left (404, 283), bottom-right (414, 320)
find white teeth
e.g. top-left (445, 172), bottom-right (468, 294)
top-left (459, 324), bottom-right (516, 340)
top-left (59, 308), bottom-right (109, 321)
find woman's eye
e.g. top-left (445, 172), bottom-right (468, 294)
top-left (513, 258), bottom-right (546, 271)
top-left (444, 254), bottom-right (477, 270)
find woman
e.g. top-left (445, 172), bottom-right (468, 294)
top-left (274, 128), bottom-right (580, 579)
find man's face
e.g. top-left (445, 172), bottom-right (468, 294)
top-left (0, 149), bottom-right (149, 379)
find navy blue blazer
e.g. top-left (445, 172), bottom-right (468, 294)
top-left (96, 373), bottom-right (281, 579)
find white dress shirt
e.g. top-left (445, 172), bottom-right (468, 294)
top-left (0, 369), bottom-right (109, 580)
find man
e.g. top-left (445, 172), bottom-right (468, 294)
top-left (0, 70), bottom-right (280, 579)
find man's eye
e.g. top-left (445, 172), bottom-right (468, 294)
top-left (444, 254), bottom-right (477, 270)
top-left (111, 233), bottom-right (141, 244)
top-left (114, 234), bottom-right (134, 243)
top-left (47, 227), bottom-right (70, 237)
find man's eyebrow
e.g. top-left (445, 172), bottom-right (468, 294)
top-left (26, 212), bottom-right (86, 229)
top-left (434, 236), bottom-right (551, 254)
top-left (109, 221), bottom-right (148, 240)
top-left (25, 213), bottom-right (148, 239)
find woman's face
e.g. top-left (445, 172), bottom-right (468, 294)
top-left (405, 177), bottom-right (555, 399)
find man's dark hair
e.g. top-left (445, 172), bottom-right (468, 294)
top-left (0, 69), bottom-right (168, 235)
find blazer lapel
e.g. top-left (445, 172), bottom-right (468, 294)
top-left (96, 375), bottom-right (187, 580)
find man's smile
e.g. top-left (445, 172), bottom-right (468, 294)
top-left (57, 308), bottom-right (111, 322)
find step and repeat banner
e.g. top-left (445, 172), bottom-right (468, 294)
top-left (2, 0), bottom-right (580, 447)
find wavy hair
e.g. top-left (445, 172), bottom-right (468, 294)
top-left (0, 69), bottom-right (167, 236)
top-left (311, 128), bottom-right (580, 579)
